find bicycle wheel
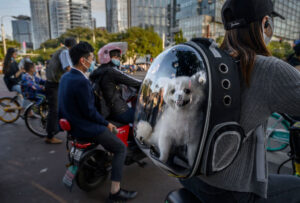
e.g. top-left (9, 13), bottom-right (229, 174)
top-left (24, 102), bottom-right (48, 137)
top-left (267, 113), bottom-right (290, 152)
top-left (0, 97), bottom-right (21, 123)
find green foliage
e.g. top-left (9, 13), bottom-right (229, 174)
top-left (1, 26), bottom-right (163, 64)
top-left (267, 41), bottom-right (293, 59)
top-left (31, 47), bottom-right (60, 63)
top-left (40, 38), bottom-right (60, 49)
top-left (174, 30), bottom-right (187, 45)
top-left (0, 40), bottom-right (21, 60)
top-left (119, 27), bottom-right (163, 63)
top-left (216, 36), bottom-right (224, 46)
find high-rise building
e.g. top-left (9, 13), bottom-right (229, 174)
top-left (105, 0), bottom-right (300, 46)
top-left (30, 0), bottom-right (51, 49)
top-left (70, 0), bottom-right (92, 29)
top-left (11, 16), bottom-right (33, 49)
top-left (130, 0), bottom-right (168, 39)
top-left (272, 0), bottom-right (300, 41)
top-left (106, 0), bottom-right (129, 33)
top-left (106, 0), bottom-right (168, 41)
top-left (168, 0), bottom-right (225, 41)
top-left (49, 0), bottom-right (71, 39)
top-left (169, 0), bottom-right (300, 42)
top-left (30, 0), bottom-right (93, 49)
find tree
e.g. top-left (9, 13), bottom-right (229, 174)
top-left (174, 30), bottom-right (187, 45)
top-left (120, 27), bottom-right (163, 64)
top-left (0, 40), bottom-right (21, 60)
top-left (268, 41), bottom-right (293, 60)
top-left (40, 39), bottom-right (60, 49)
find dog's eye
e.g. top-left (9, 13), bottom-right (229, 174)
top-left (170, 89), bottom-right (175, 94)
top-left (184, 89), bottom-right (191, 94)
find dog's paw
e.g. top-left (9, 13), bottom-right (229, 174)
top-left (136, 121), bottom-right (153, 142)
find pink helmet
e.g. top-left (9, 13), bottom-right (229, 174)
top-left (97, 42), bottom-right (128, 64)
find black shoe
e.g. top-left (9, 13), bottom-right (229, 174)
top-left (108, 188), bottom-right (138, 202)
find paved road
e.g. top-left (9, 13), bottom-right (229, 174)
top-left (0, 72), bottom-right (292, 203)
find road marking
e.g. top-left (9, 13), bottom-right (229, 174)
top-left (31, 181), bottom-right (68, 203)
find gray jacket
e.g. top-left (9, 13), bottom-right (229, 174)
top-left (46, 47), bottom-right (67, 83)
top-left (199, 55), bottom-right (300, 198)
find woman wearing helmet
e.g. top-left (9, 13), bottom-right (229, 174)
top-left (179, 0), bottom-right (300, 202)
top-left (90, 44), bottom-right (142, 124)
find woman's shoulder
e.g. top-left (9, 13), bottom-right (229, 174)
top-left (255, 55), bottom-right (296, 73)
top-left (255, 55), bottom-right (300, 81)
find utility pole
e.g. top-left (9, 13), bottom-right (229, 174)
top-left (1, 23), bottom-right (6, 55)
top-left (162, 33), bottom-right (165, 50)
top-left (1, 15), bottom-right (23, 55)
top-left (0, 15), bottom-right (11, 55)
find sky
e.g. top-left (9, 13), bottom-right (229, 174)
top-left (0, 0), bottom-right (106, 39)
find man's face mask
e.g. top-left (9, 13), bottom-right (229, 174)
top-left (111, 58), bottom-right (121, 67)
top-left (83, 58), bottom-right (95, 72)
top-left (262, 17), bottom-right (274, 45)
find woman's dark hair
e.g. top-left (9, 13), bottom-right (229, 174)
top-left (69, 41), bottom-right (94, 66)
top-left (109, 49), bottom-right (121, 58)
top-left (220, 19), bottom-right (271, 86)
top-left (24, 61), bottom-right (34, 72)
top-left (3, 48), bottom-right (17, 74)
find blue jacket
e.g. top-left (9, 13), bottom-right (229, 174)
top-left (21, 73), bottom-right (45, 100)
top-left (58, 68), bottom-right (109, 138)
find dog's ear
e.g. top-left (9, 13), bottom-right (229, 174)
top-left (192, 71), bottom-right (206, 85)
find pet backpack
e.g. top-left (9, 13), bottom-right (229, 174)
top-left (134, 38), bottom-right (245, 178)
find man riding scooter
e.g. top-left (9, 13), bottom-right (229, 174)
top-left (58, 42), bottom-right (137, 202)
top-left (89, 42), bottom-right (142, 124)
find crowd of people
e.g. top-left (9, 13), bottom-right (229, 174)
top-left (1, 0), bottom-right (300, 202)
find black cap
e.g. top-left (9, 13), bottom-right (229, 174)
top-left (222, 0), bottom-right (285, 30)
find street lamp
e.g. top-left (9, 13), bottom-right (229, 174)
top-left (1, 15), bottom-right (12, 55)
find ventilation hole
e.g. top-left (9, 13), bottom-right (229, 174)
top-left (223, 95), bottom-right (232, 106)
top-left (222, 79), bottom-right (231, 89)
top-left (219, 63), bottom-right (228, 74)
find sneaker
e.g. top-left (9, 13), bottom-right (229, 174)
top-left (45, 137), bottom-right (63, 144)
top-left (108, 189), bottom-right (137, 202)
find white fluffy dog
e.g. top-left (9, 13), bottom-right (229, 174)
top-left (136, 71), bottom-right (206, 166)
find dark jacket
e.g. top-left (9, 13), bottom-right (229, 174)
top-left (90, 62), bottom-right (142, 115)
top-left (287, 55), bottom-right (300, 67)
top-left (58, 68), bottom-right (109, 138)
top-left (3, 60), bottom-right (21, 91)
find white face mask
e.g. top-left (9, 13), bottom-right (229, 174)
top-left (262, 17), bottom-right (274, 45)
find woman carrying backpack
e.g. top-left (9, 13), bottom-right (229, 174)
top-left (180, 0), bottom-right (300, 202)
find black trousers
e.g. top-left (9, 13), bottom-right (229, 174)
top-left (45, 81), bottom-right (59, 139)
top-left (94, 128), bottom-right (127, 181)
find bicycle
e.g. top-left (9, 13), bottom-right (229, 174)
top-left (274, 115), bottom-right (300, 176)
top-left (267, 113), bottom-right (291, 151)
top-left (24, 100), bottom-right (48, 137)
top-left (0, 92), bottom-right (22, 123)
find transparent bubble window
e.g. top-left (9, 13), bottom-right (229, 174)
top-left (134, 45), bottom-right (209, 175)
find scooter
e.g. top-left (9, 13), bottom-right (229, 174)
top-left (60, 118), bottom-right (146, 192)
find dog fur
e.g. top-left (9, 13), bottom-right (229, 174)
top-left (136, 71), bottom-right (206, 166)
